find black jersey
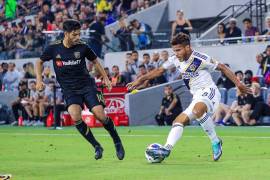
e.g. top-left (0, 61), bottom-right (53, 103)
top-left (40, 40), bottom-right (97, 93)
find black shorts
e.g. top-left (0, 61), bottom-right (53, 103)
top-left (63, 88), bottom-right (105, 110)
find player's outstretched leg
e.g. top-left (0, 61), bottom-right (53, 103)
top-left (92, 105), bottom-right (125, 160)
top-left (194, 102), bottom-right (223, 161)
top-left (68, 105), bottom-right (103, 160)
top-left (160, 113), bottom-right (190, 159)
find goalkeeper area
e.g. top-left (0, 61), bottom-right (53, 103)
top-left (1, 126), bottom-right (270, 180)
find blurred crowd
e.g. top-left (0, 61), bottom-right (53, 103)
top-left (0, 0), bottom-right (162, 60)
top-left (216, 16), bottom-right (270, 44)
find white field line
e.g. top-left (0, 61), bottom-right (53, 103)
top-left (0, 132), bottom-right (269, 139)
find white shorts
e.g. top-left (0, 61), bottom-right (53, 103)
top-left (183, 86), bottom-right (221, 119)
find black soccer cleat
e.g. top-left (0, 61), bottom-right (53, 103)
top-left (115, 142), bottom-right (125, 160)
top-left (94, 146), bottom-right (104, 160)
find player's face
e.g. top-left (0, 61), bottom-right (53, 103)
top-left (66, 29), bottom-right (81, 45)
top-left (172, 44), bottom-right (190, 61)
top-left (164, 87), bottom-right (172, 96)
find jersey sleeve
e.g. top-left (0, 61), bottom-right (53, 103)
top-left (200, 57), bottom-right (219, 72)
top-left (40, 45), bottom-right (53, 62)
top-left (85, 45), bottom-right (97, 61)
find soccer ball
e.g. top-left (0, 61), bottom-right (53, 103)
top-left (145, 143), bottom-right (165, 163)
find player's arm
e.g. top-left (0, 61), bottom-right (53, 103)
top-left (92, 58), bottom-right (112, 91)
top-left (127, 67), bottom-right (166, 90)
top-left (216, 63), bottom-right (251, 94)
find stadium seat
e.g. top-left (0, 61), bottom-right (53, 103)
top-left (219, 88), bottom-right (227, 104)
top-left (226, 88), bottom-right (237, 106)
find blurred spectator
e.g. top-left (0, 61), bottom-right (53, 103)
top-left (217, 23), bottom-right (226, 44)
top-left (160, 50), bottom-right (169, 62)
top-left (256, 45), bottom-right (270, 85)
top-left (155, 85), bottom-right (182, 126)
top-left (166, 65), bottom-right (181, 82)
top-left (110, 17), bottom-right (134, 51)
top-left (213, 103), bottom-right (232, 126)
top-left (171, 10), bottom-right (192, 40)
top-left (235, 70), bottom-right (244, 82)
top-left (130, 19), bottom-right (153, 49)
top-left (23, 62), bottom-right (36, 79)
top-left (216, 64), bottom-right (235, 89)
top-left (0, 62), bottom-right (8, 89)
top-left (135, 64), bottom-right (150, 89)
top-left (231, 88), bottom-right (254, 126)
top-left (11, 80), bottom-right (30, 126)
top-left (262, 16), bottom-right (270, 36)
top-left (242, 18), bottom-right (259, 42)
top-left (111, 65), bottom-right (126, 86)
top-left (249, 94), bottom-right (270, 125)
top-left (243, 69), bottom-right (253, 87)
top-left (88, 17), bottom-right (106, 58)
top-left (226, 18), bottom-right (242, 44)
top-left (2, 62), bottom-right (21, 91)
top-left (150, 51), bottom-right (164, 68)
top-left (142, 53), bottom-right (151, 69)
top-left (125, 50), bottom-right (140, 81)
top-left (242, 82), bottom-right (264, 125)
top-left (40, 3), bottom-right (55, 28)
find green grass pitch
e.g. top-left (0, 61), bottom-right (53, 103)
top-left (0, 126), bottom-right (270, 180)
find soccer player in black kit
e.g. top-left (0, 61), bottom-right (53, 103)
top-left (35, 19), bottom-right (125, 160)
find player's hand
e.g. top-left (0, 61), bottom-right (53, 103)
top-left (104, 78), bottom-right (112, 92)
top-left (126, 79), bottom-right (142, 91)
top-left (36, 80), bottom-right (45, 91)
top-left (237, 83), bottom-right (252, 94)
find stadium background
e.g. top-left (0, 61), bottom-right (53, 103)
top-left (1, 0), bottom-right (270, 179)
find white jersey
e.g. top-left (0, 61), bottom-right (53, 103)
top-left (163, 50), bottom-right (218, 94)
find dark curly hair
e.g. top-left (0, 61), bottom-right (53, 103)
top-left (171, 32), bottom-right (190, 46)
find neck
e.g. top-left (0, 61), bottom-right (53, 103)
top-left (181, 50), bottom-right (192, 62)
top-left (63, 38), bottom-right (72, 48)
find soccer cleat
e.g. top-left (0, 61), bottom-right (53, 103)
top-left (115, 142), bottom-right (125, 160)
top-left (212, 138), bottom-right (223, 161)
top-left (94, 146), bottom-right (103, 160)
top-left (158, 146), bottom-right (171, 159)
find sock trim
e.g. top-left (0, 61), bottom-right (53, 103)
top-left (172, 123), bottom-right (183, 128)
top-left (199, 113), bottom-right (210, 124)
top-left (75, 119), bottom-right (83, 126)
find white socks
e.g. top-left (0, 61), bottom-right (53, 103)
top-left (199, 113), bottom-right (219, 143)
top-left (164, 123), bottom-right (184, 150)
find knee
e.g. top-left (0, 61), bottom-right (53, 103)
top-left (69, 111), bottom-right (82, 121)
top-left (192, 108), bottom-right (205, 119)
top-left (173, 113), bottom-right (189, 126)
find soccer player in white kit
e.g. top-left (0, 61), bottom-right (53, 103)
top-left (127, 33), bottom-right (251, 161)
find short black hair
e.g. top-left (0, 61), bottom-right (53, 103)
top-left (245, 69), bottom-right (253, 76)
top-left (171, 32), bottom-right (190, 46)
top-left (235, 70), bottom-right (244, 76)
top-left (63, 19), bottom-right (81, 32)
top-left (143, 53), bottom-right (150, 57)
top-left (139, 64), bottom-right (146, 69)
top-left (131, 50), bottom-right (138, 55)
top-left (243, 18), bottom-right (252, 23)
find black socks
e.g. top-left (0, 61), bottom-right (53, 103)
top-left (75, 120), bottom-right (100, 148)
